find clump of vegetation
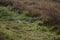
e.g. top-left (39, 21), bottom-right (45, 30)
top-left (0, 6), bottom-right (60, 40)
top-left (0, 0), bottom-right (60, 40)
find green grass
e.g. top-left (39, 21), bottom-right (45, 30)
top-left (0, 6), bottom-right (60, 40)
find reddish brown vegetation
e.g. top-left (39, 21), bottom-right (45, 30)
top-left (0, 0), bottom-right (60, 25)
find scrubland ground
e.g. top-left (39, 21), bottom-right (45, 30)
top-left (0, 0), bottom-right (60, 40)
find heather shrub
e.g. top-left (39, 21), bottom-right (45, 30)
top-left (40, 8), bottom-right (60, 25)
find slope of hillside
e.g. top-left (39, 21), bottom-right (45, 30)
top-left (0, 0), bottom-right (60, 25)
top-left (0, 0), bottom-right (60, 40)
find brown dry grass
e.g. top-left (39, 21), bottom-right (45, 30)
top-left (0, 0), bottom-right (60, 25)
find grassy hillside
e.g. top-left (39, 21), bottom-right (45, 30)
top-left (0, 0), bottom-right (60, 40)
